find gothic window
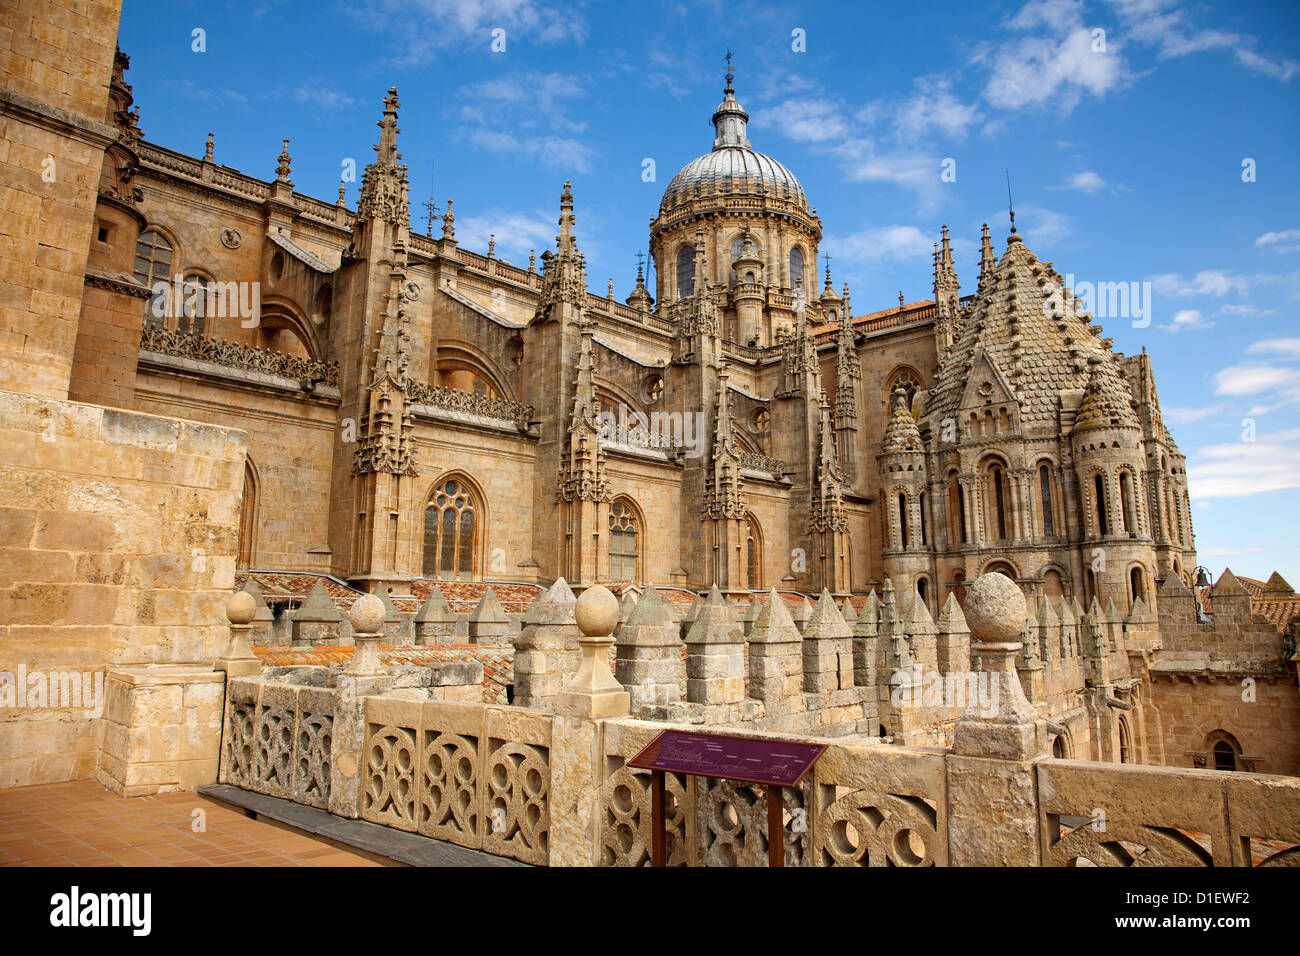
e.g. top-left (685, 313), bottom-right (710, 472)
top-left (237, 459), bottom-right (257, 570)
top-left (423, 477), bottom-right (478, 580)
top-left (609, 499), bottom-right (639, 582)
top-left (134, 230), bottom-right (173, 328)
top-left (949, 474), bottom-right (967, 545)
top-left (1039, 464), bottom-right (1055, 538)
top-left (1130, 566), bottom-right (1146, 604)
top-left (1094, 473), bottom-right (1109, 536)
top-left (898, 493), bottom-right (909, 548)
top-left (1118, 717), bottom-right (1132, 764)
top-left (746, 515), bottom-right (762, 591)
top-left (1119, 472), bottom-right (1136, 533)
top-left (1213, 742), bottom-right (1236, 772)
top-left (178, 274), bottom-right (211, 336)
top-left (886, 369), bottom-right (921, 412)
top-left (991, 465), bottom-right (1008, 541)
top-left (789, 247), bottom-right (804, 288)
top-left (1052, 736), bottom-right (1066, 759)
top-left (676, 246), bottom-right (696, 297)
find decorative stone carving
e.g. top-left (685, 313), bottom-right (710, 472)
top-left (140, 327), bottom-right (338, 389)
top-left (219, 227), bottom-right (241, 249)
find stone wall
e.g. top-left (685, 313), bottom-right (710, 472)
top-left (0, 391), bottom-right (246, 786)
top-left (0, 0), bottom-right (124, 399)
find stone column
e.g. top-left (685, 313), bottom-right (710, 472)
top-left (947, 572), bottom-right (1045, 866)
top-left (215, 591), bottom-right (261, 678)
top-left (329, 594), bottom-right (393, 819)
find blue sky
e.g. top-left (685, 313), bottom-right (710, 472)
top-left (118, 0), bottom-right (1300, 584)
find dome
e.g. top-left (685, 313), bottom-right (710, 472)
top-left (659, 71), bottom-right (807, 213)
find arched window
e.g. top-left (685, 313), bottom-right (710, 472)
top-left (1052, 736), bottom-right (1066, 758)
top-left (991, 465), bottom-right (1008, 541)
top-left (676, 246), bottom-right (696, 297)
top-left (1039, 464), bottom-right (1055, 538)
top-left (1119, 472), bottom-right (1135, 533)
top-left (237, 459), bottom-right (257, 570)
top-left (134, 229), bottom-right (174, 328)
top-left (898, 493), bottom-right (909, 548)
top-left (179, 273), bottom-right (211, 336)
top-left (1213, 741), bottom-right (1236, 772)
top-left (1129, 566), bottom-right (1145, 604)
top-left (746, 515), bottom-right (762, 591)
top-left (919, 492), bottom-right (928, 546)
top-left (952, 571), bottom-right (966, 608)
top-left (732, 235), bottom-right (760, 261)
top-left (1118, 717), bottom-right (1131, 764)
top-left (1043, 570), bottom-right (1064, 600)
top-left (1094, 473), bottom-right (1109, 536)
top-left (917, 577), bottom-right (928, 608)
top-left (423, 477), bottom-right (479, 580)
top-left (886, 368), bottom-right (921, 412)
top-left (609, 499), bottom-right (639, 582)
top-left (949, 475), bottom-right (967, 545)
top-left (789, 247), bottom-right (804, 288)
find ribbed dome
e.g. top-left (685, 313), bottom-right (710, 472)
top-left (660, 71), bottom-right (807, 212)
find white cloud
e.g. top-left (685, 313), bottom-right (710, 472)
top-left (454, 209), bottom-right (560, 264)
top-left (983, 2), bottom-right (1128, 112)
top-left (352, 0), bottom-right (586, 65)
top-left (1213, 364), bottom-right (1296, 397)
top-left (823, 225), bottom-right (934, 269)
top-left (1246, 338), bottom-right (1300, 359)
top-left (1105, 0), bottom-right (1298, 81)
top-left (1149, 270), bottom-right (1261, 297)
top-left (891, 79), bottom-right (984, 141)
top-left (1163, 308), bottom-right (1212, 332)
top-left (454, 71), bottom-right (595, 174)
top-left (1062, 170), bottom-right (1106, 193)
top-left (291, 84), bottom-right (357, 111)
top-left (752, 98), bottom-right (851, 144)
top-left (1256, 229), bottom-right (1300, 253)
top-left (1219, 303), bottom-right (1274, 317)
top-left (1187, 430), bottom-right (1300, 498)
top-left (1163, 404), bottom-right (1225, 425)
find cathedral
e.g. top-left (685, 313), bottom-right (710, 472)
top-left (69, 53), bottom-right (1197, 613)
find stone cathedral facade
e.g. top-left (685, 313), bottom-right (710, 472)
top-left (69, 58), bottom-right (1197, 613)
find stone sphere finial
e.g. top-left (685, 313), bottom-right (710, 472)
top-left (575, 584), bottom-right (619, 637)
top-left (227, 590), bottom-right (256, 626)
top-left (963, 572), bottom-right (1027, 643)
top-left (350, 593), bottom-right (386, 635)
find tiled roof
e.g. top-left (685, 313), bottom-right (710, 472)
top-left (234, 572), bottom-right (543, 615)
top-left (1200, 573), bottom-right (1300, 635)
top-left (925, 235), bottom-right (1139, 433)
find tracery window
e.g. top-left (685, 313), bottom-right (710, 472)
top-left (178, 274), bottom-right (211, 336)
top-left (609, 499), bottom-right (639, 582)
top-left (134, 230), bottom-right (173, 328)
top-left (423, 477), bottom-right (478, 580)
top-left (746, 515), bottom-right (762, 591)
top-left (1039, 464), bottom-right (1055, 538)
top-left (789, 247), bottom-right (804, 288)
top-left (886, 369), bottom-right (921, 412)
top-left (676, 246), bottom-right (696, 297)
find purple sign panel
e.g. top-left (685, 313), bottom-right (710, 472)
top-left (627, 730), bottom-right (825, 788)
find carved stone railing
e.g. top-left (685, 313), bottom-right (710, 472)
top-left (1037, 759), bottom-right (1300, 866)
top-left (407, 380), bottom-right (534, 431)
top-left (598, 420), bottom-right (681, 453)
top-left (360, 696), bottom-right (551, 865)
top-left (597, 720), bottom-right (947, 867)
top-left (739, 452), bottom-right (787, 478)
top-left (140, 327), bottom-right (339, 389)
top-left (222, 677), bottom-right (335, 809)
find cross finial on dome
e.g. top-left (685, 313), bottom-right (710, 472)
top-left (725, 50), bottom-right (735, 91)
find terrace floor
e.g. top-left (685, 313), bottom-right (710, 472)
top-left (0, 779), bottom-right (382, 867)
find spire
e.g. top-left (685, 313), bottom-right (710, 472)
top-left (881, 387), bottom-right (923, 454)
top-left (706, 362), bottom-right (747, 520)
top-left (712, 54), bottom-right (751, 150)
top-left (275, 137), bottom-right (292, 184)
top-left (811, 389), bottom-right (848, 535)
top-left (626, 251), bottom-right (653, 311)
top-left (204, 132), bottom-right (214, 163)
top-left (834, 282), bottom-right (860, 475)
top-left (441, 198), bottom-right (455, 240)
top-left (357, 87), bottom-right (410, 228)
top-left (537, 182), bottom-right (587, 316)
top-left (977, 222), bottom-right (995, 293)
top-left (558, 329), bottom-right (611, 503)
